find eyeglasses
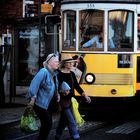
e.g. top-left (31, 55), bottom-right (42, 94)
top-left (47, 54), bottom-right (57, 62)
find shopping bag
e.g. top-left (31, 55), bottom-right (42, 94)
top-left (71, 97), bottom-right (85, 127)
top-left (20, 107), bottom-right (39, 133)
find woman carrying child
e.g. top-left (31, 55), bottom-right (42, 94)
top-left (55, 54), bottom-right (91, 140)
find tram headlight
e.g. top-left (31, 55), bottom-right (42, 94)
top-left (111, 89), bottom-right (117, 95)
top-left (85, 73), bottom-right (95, 84)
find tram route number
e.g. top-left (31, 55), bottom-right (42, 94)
top-left (87, 4), bottom-right (95, 8)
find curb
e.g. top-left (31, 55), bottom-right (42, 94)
top-left (0, 118), bottom-right (20, 126)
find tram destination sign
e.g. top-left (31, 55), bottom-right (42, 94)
top-left (118, 54), bottom-right (132, 68)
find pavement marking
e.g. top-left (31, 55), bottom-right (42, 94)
top-left (78, 121), bottom-right (105, 132)
top-left (63, 121), bottom-right (104, 132)
top-left (106, 121), bottom-right (140, 134)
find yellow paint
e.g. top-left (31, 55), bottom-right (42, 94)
top-left (75, 85), bottom-right (134, 97)
top-left (61, 53), bottom-right (140, 97)
top-left (84, 54), bottom-right (133, 74)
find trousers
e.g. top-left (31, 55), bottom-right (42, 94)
top-left (55, 107), bottom-right (80, 139)
top-left (34, 104), bottom-right (52, 140)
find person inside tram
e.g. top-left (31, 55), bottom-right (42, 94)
top-left (109, 20), bottom-right (125, 49)
top-left (109, 27), bottom-right (122, 49)
top-left (81, 30), bottom-right (103, 48)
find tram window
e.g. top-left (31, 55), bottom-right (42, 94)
top-left (62, 10), bottom-right (76, 51)
top-left (79, 9), bottom-right (104, 51)
top-left (108, 10), bottom-right (134, 52)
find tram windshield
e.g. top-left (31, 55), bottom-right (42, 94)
top-left (80, 9), bottom-right (104, 51)
top-left (108, 10), bottom-right (134, 51)
top-left (62, 10), bottom-right (76, 50)
top-left (62, 9), bottom-right (134, 52)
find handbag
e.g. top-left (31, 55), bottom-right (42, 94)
top-left (70, 72), bottom-right (85, 127)
top-left (71, 97), bottom-right (85, 127)
top-left (20, 106), bottom-right (39, 133)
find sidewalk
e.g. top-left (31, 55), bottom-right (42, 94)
top-left (0, 93), bottom-right (28, 125)
top-left (0, 89), bottom-right (61, 140)
top-left (0, 88), bottom-right (59, 126)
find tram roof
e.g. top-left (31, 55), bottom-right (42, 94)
top-left (61, 0), bottom-right (140, 4)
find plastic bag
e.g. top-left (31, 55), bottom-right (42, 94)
top-left (71, 97), bottom-right (85, 127)
top-left (20, 107), bottom-right (39, 133)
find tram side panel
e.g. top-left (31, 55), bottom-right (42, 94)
top-left (61, 53), bottom-right (134, 98)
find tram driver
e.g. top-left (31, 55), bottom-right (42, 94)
top-left (81, 30), bottom-right (103, 48)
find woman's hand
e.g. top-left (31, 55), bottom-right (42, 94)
top-left (84, 95), bottom-right (91, 103)
top-left (82, 93), bottom-right (91, 103)
top-left (56, 94), bottom-right (60, 102)
top-left (63, 90), bottom-right (70, 96)
top-left (28, 97), bottom-right (36, 107)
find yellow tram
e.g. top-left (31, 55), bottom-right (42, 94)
top-left (60, 0), bottom-right (140, 107)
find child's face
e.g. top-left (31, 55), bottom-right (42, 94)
top-left (63, 90), bottom-right (70, 96)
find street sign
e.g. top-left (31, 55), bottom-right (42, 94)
top-left (41, 4), bottom-right (53, 14)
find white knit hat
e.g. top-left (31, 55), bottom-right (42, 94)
top-left (60, 81), bottom-right (71, 93)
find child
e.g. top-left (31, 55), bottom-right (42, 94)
top-left (60, 81), bottom-right (71, 96)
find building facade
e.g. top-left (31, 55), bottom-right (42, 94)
top-left (0, 0), bottom-right (61, 105)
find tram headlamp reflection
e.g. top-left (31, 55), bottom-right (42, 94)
top-left (85, 73), bottom-right (95, 84)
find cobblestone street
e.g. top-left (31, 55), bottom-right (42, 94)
top-left (0, 93), bottom-right (105, 140)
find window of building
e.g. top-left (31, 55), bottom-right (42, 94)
top-left (16, 26), bottom-right (46, 84)
top-left (23, 0), bottom-right (34, 17)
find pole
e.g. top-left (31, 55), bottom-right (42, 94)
top-left (0, 45), bottom-right (5, 106)
top-left (38, 0), bottom-right (41, 68)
